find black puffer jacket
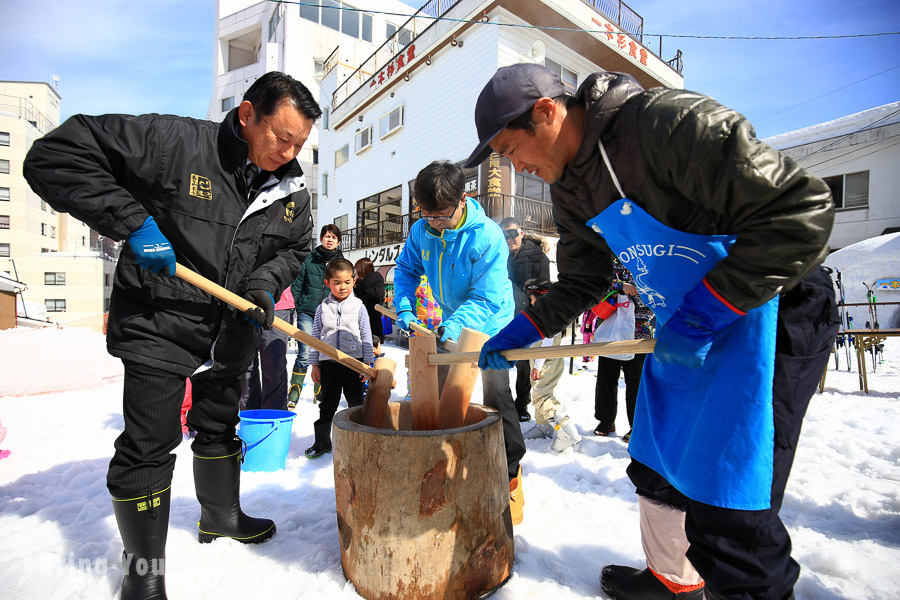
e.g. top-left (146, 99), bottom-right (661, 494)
top-left (508, 236), bottom-right (550, 313)
top-left (23, 109), bottom-right (314, 377)
top-left (526, 72), bottom-right (834, 337)
top-left (356, 271), bottom-right (385, 342)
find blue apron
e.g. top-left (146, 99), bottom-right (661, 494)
top-left (586, 146), bottom-right (778, 510)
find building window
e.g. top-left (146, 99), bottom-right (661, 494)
top-left (301, 1), bottom-right (372, 42)
top-left (386, 23), bottom-right (414, 48)
top-left (105, 273), bottom-right (112, 286)
top-left (0, 159), bottom-right (9, 174)
top-left (0, 187), bottom-right (9, 201)
top-left (0, 243), bottom-right (9, 257)
top-left (268, 2), bottom-right (283, 40)
top-left (322, 108), bottom-right (330, 130)
top-left (312, 147), bottom-right (319, 164)
top-left (334, 214), bottom-right (348, 232)
top-left (311, 192), bottom-right (318, 210)
top-left (515, 171), bottom-right (551, 203)
top-left (379, 105), bottom-right (404, 139)
top-left (824, 171), bottom-right (869, 209)
top-left (335, 144), bottom-right (350, 167)
top-left (41, 223), bottom-right (48, 236)
top-left (0, 215), bottom-right (8, 229)
top-left (322, 173), bottom-right (329, 196)
top-left (544, 58), bottom-right (578, 95)
top-left (45, 272), bottom-right (66, 285)
top-left (46, 299), bottom-right (67, 312)
top-left (222, 96), bottom-right (235, 112)
top-left (51, 225), bottom-right (57, 238)
top-left (357, 186), bottom-right (402, 245)
top-left (314, 59), bottom-right (325, 78)
top-left (0, 132), bottom-right (9, 146)
top-left (355, 126), bottom-right (372, 153)
top-left (104, 297), bottom-right (111, 312)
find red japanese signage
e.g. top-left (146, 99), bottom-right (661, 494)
top-left (370, 45), bottom-right (416, 90)
top-left (593, 17), bottom-right (648, 67)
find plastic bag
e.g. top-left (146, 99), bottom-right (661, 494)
top-left (591, 294), bottom-right (636, 360)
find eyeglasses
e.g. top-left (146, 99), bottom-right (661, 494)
top-left (421, 203), bottom-right (460, 222)
top-left (503, 228), bottom-right (520, 240)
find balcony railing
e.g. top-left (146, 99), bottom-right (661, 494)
top-left (340, 194), bottom-right (558, 252)
top-left (333, 0), bottom-right (679, 112)
top-left (0, 93), bottom-right (55, 135)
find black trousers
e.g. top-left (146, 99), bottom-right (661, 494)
top-left (315, 360), bottom-right (365, 427)
top-left (594, 353), bottom-right (646, 428)
top-left (108, 362), bottom-right (246, 497)
top-left (242, 308), bottom-right (291, 411)
top-left (514, 361), bottom-right (532, 413)
top-left (626, 267), bottom-right (839, 600)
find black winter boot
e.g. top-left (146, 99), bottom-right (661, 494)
top-left (193, 442), bottom-right (276, 544)
top-left (111, 486), bottom-right (170, 600)
top-left (304, 419), bottom-right (332, 458)
top-left (601, 565), bottom-right (704, 600)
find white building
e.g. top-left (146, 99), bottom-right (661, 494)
top-left (0, 81), bottom-right (116, 330)
top-left (315, 0), bottom-right (683, 280)
top-left (765, 102), bottom-right (900, 250)
top-left (208, 0), bottom-right (419, 234)
top-left (209, 0), bottom-right (683, 286)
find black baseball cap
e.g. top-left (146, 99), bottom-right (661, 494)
top-left (463, 63), bottom-right (565, 168)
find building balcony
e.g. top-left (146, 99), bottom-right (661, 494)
top-left (331, 0), bottom-right (683, 127)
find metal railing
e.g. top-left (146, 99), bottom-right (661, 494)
top-left (0, 93), bottom-right (56, 134)
top-left (341, 210), bottom-right (422, 251)
top-left (323, 45), bottom-right (340, 78)
top-left (332, 0), bottom-right (455, 109)
top-left (583, 0), bottom-right (643, 40)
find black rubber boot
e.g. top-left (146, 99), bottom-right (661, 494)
top-left (601, 565), bottom-right (704, 600)
top-left (304, 419), bottom-right (332, 459)
top-left (111, 486), bottom-right (170, 600)
top-left (193, 441), bottom-right (276, 544)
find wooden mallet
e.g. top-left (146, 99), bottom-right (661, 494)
top-left (174, 264), bottom-right (396, 427)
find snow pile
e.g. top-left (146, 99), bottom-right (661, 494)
top-left (824, 232), bottom-right (900, 328)
top-left (0, 327), bottom-right (123, 396)
top-left (1, 330), bottom-right (899, 599)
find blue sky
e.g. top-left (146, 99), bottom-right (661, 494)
top-left (1, 0), bottom-right (898, 139)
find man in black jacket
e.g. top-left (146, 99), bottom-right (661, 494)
top-left (24, 72), bottom-right (320, 600)
top-left (500, 217), bottom-right (550, 421)
top-left (468, 64), bottom-right (838, 600)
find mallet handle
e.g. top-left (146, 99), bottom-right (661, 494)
top-left (175, 263), bottom-right (377, 378)
top-left (376, 304), bottom-right (457, 352)
top-left (428, 338), bottom-right (656, 365)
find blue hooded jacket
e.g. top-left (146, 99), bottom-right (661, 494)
top-left (394, 198), bottom-right (514, 339)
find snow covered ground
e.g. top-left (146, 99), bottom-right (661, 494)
top-left (1, 327), bottom-right (898, 599)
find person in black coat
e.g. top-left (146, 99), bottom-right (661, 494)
top-left (354, 257), bottom-right (385, 355)
top-left (500, 217), bottom-right (550, 421)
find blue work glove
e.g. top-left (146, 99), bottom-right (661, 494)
top-left (478, 312), bottom-right (543, 370)
top-left (128, 216), bottom-right (176, 275)
top-left (395, 297), bottom-right (416, 332)
top-left (654, 278), bottom-right (745, 368)
top-left (242, 289), bottom-right (276, 330)
top-left (436, 322), bottom-right (461, 344)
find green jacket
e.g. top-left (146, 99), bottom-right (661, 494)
top-left (292, 245), bottom-right (343, 316)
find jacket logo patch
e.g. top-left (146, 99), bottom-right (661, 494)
top-left (421, 249), bottom-right (430, 262)
top-left (284, 201), bottom-right (295, 223)
top-left (189, 174), bottom-right (212, 200)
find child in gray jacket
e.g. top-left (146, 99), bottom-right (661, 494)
top-left (305, 258), bottom-right (374, 458)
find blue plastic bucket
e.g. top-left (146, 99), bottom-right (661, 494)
top-left (238, 409), bottom-right (297, 472)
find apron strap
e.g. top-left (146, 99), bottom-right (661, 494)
top-left (598, 140), bottom-right (626, 200)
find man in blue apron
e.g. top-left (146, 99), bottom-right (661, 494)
top-left (466, 64), bottom-right (839, 600)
